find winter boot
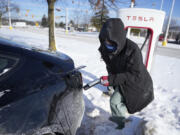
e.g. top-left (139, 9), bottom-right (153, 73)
top-left (109, 116), bottom-right (125, 129)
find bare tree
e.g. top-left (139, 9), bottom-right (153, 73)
top-left (0, 0), bottom-right (19, 27)
top-left (88, 0), bottom-right (130, 10)
top-left (81, 11), bottom-right (91, 29)
top-left (73, 9), bottom-right (83, 28)
top-left (170, 18), bottom-right (177, 27)
top-left (163, 17), bottom-right (178, 32)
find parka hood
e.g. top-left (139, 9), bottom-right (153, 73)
top-left (99, 18), bottom-right (127, 55)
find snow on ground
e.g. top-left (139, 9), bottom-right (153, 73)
top-left (0, 27), bottom-right (180, 135)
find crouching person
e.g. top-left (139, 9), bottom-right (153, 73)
top-left (99, 18), bottom-right (154, 129)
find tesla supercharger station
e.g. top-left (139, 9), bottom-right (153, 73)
top-left (117, 8), bottom-right (165, 72)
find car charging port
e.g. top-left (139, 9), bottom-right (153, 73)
top-left (64, 71), bottom-right (83, 90)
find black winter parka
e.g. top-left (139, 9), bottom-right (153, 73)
top-left (99, 18), bottom-right (154, 114)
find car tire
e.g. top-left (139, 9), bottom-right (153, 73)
top-left (51, 90), bottom-right (84, 135)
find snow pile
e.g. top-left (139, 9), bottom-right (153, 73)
top-left (0, 27), bottom-right (180, 135)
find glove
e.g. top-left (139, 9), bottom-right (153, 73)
top-left (100, 76), bottom-right (109, 86)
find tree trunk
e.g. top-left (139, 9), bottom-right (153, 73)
top-left (100, 0), bottom-right (104, 25)
top-left (0, 13), bottom-right (2, 28)
top-left (47, 0), bottom-right (56, 51)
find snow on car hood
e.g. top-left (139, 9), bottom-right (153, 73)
top-left (0, 37), bottom-right (71, 61)
top-left (38, 50), bottom-right (71, 61)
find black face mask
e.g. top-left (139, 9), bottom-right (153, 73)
top-left (101, 45), bottom-right (115, 61)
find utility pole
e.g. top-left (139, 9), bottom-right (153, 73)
top-left (65, 8), bottom-right (68, 34)
top-left (162, 0), bottom-right (176, 46)
top-left (8, 0), bottom-right (12, 30)
top-left (127, 0), bottom-right (135, 38)
top-left (64, 6), bottom-right (90, 34)
top-left (160, 0), bottom-right (164, 10)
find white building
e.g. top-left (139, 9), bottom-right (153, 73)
top-left (12, 22), bottom-right (27, 27)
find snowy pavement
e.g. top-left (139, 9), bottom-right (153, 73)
top-left (0, 27), bottom-right (180, 135)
